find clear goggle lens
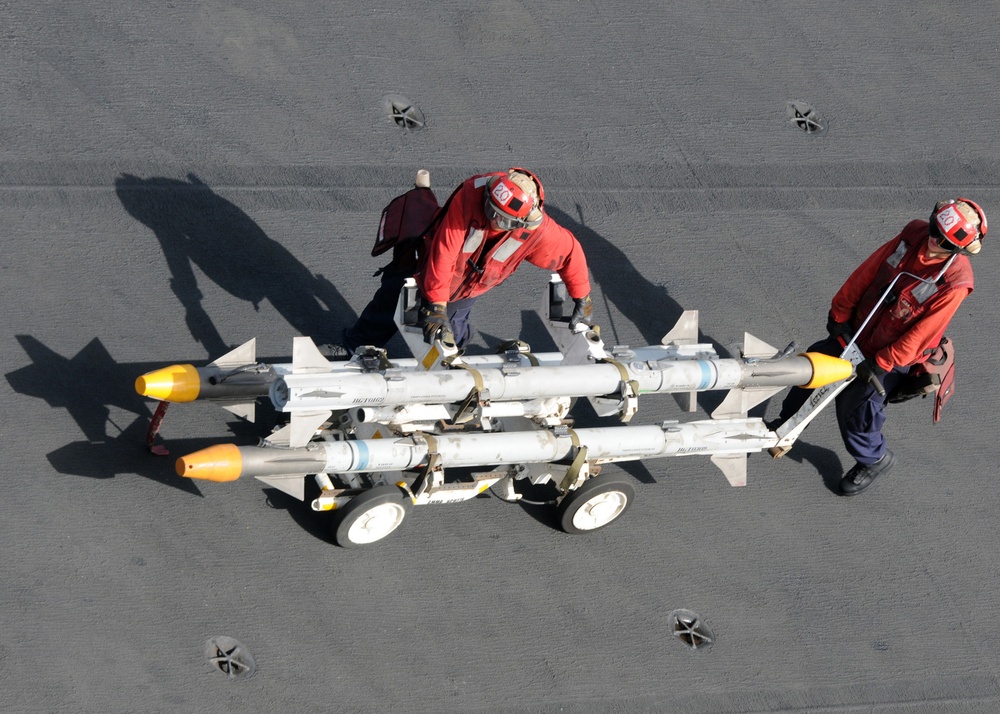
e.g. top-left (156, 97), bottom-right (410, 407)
top-left (485, 203), bottom-right (524, 230)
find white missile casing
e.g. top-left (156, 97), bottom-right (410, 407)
top-left (269, 353), bottom-right (832, 413)
top-left (178, 419), bottom-right (775, 483)
top-left (351, 397), bottom-right (571, 426)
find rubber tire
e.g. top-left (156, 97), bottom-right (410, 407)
top-left (556, 473), bottom-right (635, 535)
top-left (332, 485), bottom-right (413, 548)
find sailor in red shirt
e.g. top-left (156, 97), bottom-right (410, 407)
top-left (341, 168), bottom-right (593, 354)
top-left (773, 199), bottom-right (985, 496)
top-left (415, 168), bottom-right (592, 348)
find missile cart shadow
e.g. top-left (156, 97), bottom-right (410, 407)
top-left (151, 275), bottom-right (855, 547)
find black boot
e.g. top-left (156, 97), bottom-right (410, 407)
top-left (839, 448), bottom-right (895, 497)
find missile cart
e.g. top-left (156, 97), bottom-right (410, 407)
top-left (138, 277), bottom-right (855, 547)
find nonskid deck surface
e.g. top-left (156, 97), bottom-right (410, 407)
top-left (3, 3), bottom-right (999, 712)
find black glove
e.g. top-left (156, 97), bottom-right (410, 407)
top-left (568, 295), bottom-right (593, 331)
top-left (826, 312), bottom-right (853, 341)
top-left (857, 357), bottom-right (888, 397)
top-left (419, 303), bottom-right (456, 347)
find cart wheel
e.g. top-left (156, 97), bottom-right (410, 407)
top-left (332, 485), bottom-right (413, 547)
top-left (556, 473), bottom-right (634, 535)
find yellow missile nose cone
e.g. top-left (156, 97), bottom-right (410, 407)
top-left (801, 352), bottom-right (855, 389)
top-left (175, 444), bottom-right (243, 482)
top-left (135, 364), bottom-right (201, 402)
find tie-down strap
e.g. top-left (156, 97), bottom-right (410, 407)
top-left (597, 357), bottom-right (640, 422)
top-left (445, 361), bottom-right (491, 424)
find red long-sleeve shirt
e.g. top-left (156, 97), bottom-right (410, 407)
top-left (418, 175), bottom-right (591, 304)
top-left (830, 225), bottom-right (972, 370)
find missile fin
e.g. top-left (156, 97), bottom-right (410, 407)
top-left (292, 337), bottom-right (332, 374)
top-left (289, 410), bottom-right (332, 448)
top-left (742, 332), bottom-right (779, 359)
top-left (711, 386), bottom-right (783, 419)
top-left (588, 395), bottom-right (624, 418)
top-left (255, 475), bottom-right (306, 500)
top-left (711, 452), bottom-right (747, 487)
top-left (264, 423), bottom-right (292, 446)
top-left (210, 338), bottom-right (257, 369)
top-left (661, 310), bottom-right (699, 346)
top-left (672, 391), bottom-right (697, 413)
top-left (221, 400), bottom-right (256, 423)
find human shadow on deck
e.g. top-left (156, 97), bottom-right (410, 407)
top-left (546, 204), bottom-right (726, 357)
top-left (779, 439), bottom-right (846, 494)
top-left (5, 333), bottom-right (275, 494)
top-left (115, 173), bottom-right (355, 357)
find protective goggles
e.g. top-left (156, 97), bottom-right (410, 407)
top-left (484, 173), bottom-right (543, 230)
top-left (931, 231), bottom-right (981, 255)
top-left (485, 202), bottom-right (536, 230)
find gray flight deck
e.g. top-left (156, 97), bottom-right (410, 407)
top-left (3, 2), bottom-right (999, 712)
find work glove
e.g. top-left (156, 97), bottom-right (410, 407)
top-left (857, 357), bottom-right (888, 397)
top-left (826, 312), bottom-right (853, 342)
top-left (568, 295), bottom-right (593, 331)
top-left (419, 302), bottom-right (456, 347)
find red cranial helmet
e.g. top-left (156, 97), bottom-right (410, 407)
top-left (930, 198), bottom-right (987, 255)
top-left (484, 168), bottom-right (544, 230)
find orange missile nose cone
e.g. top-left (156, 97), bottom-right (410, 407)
top-left (175, 444), bottom-right (243, 482)
top-left (135, 364), bottom-right (201, 402)
top-left (801, 352), bottom-right (855, 389)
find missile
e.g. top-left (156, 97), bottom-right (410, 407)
top-left (135, 277), bottom-right (851, 432)
top-left (269, 348), bottom-right (851, 415)
top-left (133, 309), bottom-right (722, 416)
top-left (136, 328), bottom-right (850, 447)
top-left (177, 418), bottom-right (777, 492)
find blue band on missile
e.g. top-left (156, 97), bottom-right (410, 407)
top-left (354, 441), bottom-right (370, 470)
top-left (696, 361), bottom-right (713, 389)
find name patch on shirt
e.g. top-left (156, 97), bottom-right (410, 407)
top-left (492, 237), bottom-right (523, 262)
top-left (462, 228), bottom-right (484, 254)
top-left (886, 241), bottom-right (907, 269)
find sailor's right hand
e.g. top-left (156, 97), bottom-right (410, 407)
top-left (857, 357), bottom-right (888, 397)
top-left (420, 302), bottom-right (456, 347)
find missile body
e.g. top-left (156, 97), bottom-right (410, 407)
top-left (352, 398), bottom-right (571, 427)
top-left (270, 352), bottom-right (850, 413)
top-left (177, 419), bottom-right (775, 483)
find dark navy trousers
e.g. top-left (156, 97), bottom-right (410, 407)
top-left (342, 268), bottom-right (477, 352)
